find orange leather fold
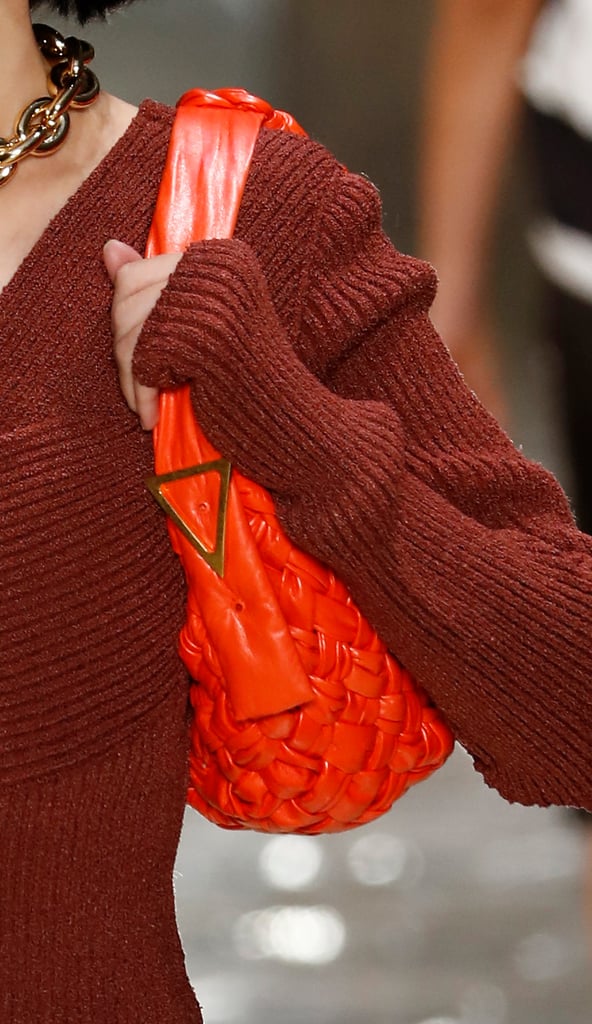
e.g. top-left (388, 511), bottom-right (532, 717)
top-left (145, 90), bottom-right (314, 721)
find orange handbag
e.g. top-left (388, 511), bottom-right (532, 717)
top-left (145, 88), bottom-right (454, 834)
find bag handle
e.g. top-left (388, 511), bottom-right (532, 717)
top-left (144, 89), bottom-right (314, 721)
top-left (146, 88), bottom-right (305, 255)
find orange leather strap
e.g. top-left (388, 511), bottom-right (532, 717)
top-left (145, 89), bottom-right (314, 721)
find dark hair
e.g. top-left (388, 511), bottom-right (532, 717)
top-left (30, 0), bottom-right (133, 24)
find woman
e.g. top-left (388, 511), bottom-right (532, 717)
top-left (420, 0), bottom-right (592, 528)
top-left (1, 1), bottom-right (591, 1021)
top-left (419, 0), bottom-right (592, 947)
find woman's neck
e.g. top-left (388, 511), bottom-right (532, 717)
top-left (0, 6), bottom-right (48, 137)
top-left (0, 5), bottom-right (139, 196)
top-left (0, 4), bottom-right (139, 290)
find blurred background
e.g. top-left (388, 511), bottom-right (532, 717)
top-left (38, 1), bottom-right (589, 1021)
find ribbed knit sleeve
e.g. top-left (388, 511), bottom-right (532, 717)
top-left (133, 238), bottom-right (406, 511)
top-left (134, 130), bottom-right (592, 811)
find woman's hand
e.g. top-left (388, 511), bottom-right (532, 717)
top-left (103, 239), bottom-right (182, 430)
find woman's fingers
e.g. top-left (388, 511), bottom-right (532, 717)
top-left (112, 281), bottom-right (168, 350)
top-left (113, 324), bottom-right (143, 412)
top-left (134, 380), bottom-right (160, 431)
top-left (103, 238), bottom-right (143, 282)
top-left (105, 241), bottom-right (182, 296)
top-left (103, 240), bottom-right (182, 429)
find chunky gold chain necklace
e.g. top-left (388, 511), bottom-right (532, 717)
top-left (0, 23), bottom-right (100, 187)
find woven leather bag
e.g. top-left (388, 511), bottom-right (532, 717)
top-left (145, 88), bottom-right (454, 834)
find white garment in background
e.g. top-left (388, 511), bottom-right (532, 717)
top-left (522, 0), bottom-right (592, 139)
top-left (521, 0), bottom-right (592, 301)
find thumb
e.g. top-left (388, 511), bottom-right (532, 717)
top-left (103, 239), bottom-right (143, 283)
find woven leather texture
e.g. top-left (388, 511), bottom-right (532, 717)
top-left (185, 466), bottom-right (454, 834)
top-left (148, 89), bottom-right (455, 834)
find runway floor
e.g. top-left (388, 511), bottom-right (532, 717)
top-left (175, 746), bottom-right (591, 1024)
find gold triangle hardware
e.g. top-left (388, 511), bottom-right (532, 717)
top-left (145, 458), bottom-right (231, 578)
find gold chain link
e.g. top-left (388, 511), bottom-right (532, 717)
top-left (0, 24), bottom-right (100, 187)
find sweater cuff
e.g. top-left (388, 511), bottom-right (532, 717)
top-left (133, 238), bottom-right (406, 506)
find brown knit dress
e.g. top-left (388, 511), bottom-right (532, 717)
top-left (0, 102), bottom-right (199, 1024)
top-left (1, 98), bottom-right (591, 1022)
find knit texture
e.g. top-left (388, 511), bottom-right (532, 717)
top-left (2, 96), bottom-right (592, 1023)
top-left (0, 101), bottom-right (202, 1024)
top-left (135, 124), bottom-right (592, 811)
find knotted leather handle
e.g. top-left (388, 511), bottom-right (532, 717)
top-left (144, 89), bottom-right (315, 721)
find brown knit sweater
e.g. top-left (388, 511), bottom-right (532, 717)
top-left (1, 97), bottom-right (591, 1021)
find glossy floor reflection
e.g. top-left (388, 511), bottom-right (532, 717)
top-left (175, 745), bottom-right (591, 1024)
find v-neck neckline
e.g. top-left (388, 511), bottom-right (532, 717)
top-left (0, 99), bottom-right (169, 311)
